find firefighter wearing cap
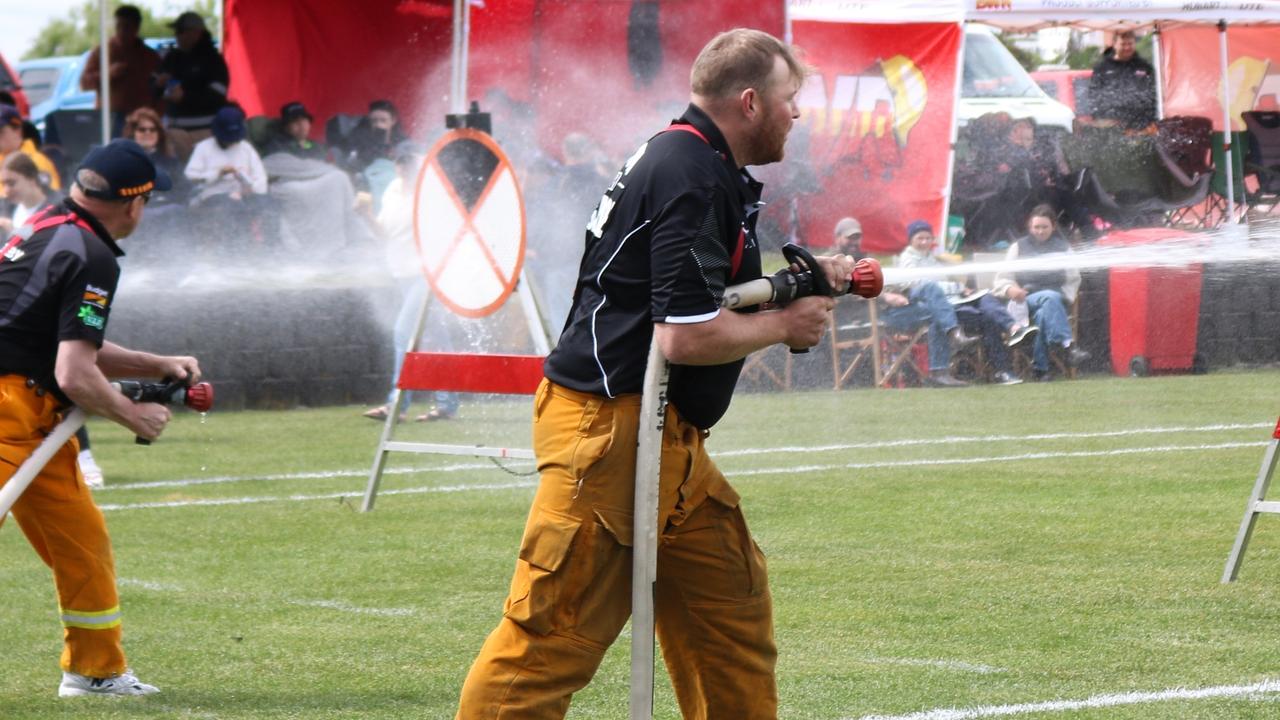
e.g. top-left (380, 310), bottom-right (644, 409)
top-left (456, 29), bottom-right (853, 719)
top-left (0, 139), bottom-right (201, 697)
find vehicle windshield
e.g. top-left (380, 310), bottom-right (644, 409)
top-left (18, 67), bottom-right (59, 106)
top-left (963, 32), bottom-right (1041, 99)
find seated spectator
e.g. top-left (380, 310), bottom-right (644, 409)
top-left (155, 11), bottom-right (229, 135)
top-left (185, 106), bottom-right (275, 251)
top-left (124, 107), bottom-right (189, 205)
top-left (833, 216), bottom-right (866, 260)
top-left (185, 106), bottom-right (267, 202)
top-left (0, 105), bottom-right (61, 190)
top-left (993, 205), bottom-right (1091, 380)
top-left (880, 220), bottom-right (980, 387)
top-left (0, 153), bottom-right (62, 235)
top-left (345, 99), bottom-right (408, 173)
top-left (264, 101), bottom-right (327, 160)
top-left (895, 217), bottom-right (1037, 385)
top-left (363, 143), bottom-right (460, 423)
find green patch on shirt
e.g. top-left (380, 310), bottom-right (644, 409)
top-left (77, 304), bottom-right (105, 330)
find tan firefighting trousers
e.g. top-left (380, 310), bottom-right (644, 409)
top-left (456, 379), bottom-right (776, 719)
top-left (0, 375), bottom-right (127, 677)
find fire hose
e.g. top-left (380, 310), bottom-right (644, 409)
top-left (0, 379), bottom-right (213, 520)
top-left (630, 243), bottom-right (882, 718)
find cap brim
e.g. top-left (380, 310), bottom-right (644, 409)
top-left (152, 165), bottom-right (173, 192)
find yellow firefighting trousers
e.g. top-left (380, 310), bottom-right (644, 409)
top-left (456, 379), bottom-right (777, 719)
top-left (0, 374), bottom-right (126, 677)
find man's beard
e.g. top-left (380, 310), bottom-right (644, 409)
top-left (747, 106), bottom-right (789, 166)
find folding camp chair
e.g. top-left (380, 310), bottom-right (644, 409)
top-left (830, 298), bottom-right (880, 389)
top-left (1242, 111), bottom-right (1280, 215)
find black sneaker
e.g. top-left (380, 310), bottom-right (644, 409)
top-left (1005, 325), bottom-right (1039, 348)
top-left (1064, 345), bottom-right (1091, 368)
top-left (926, 372), bottom-right (969, 387)
top-left (949, 328), bottom-right (980, 353)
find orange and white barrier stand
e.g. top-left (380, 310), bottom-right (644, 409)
top-left (1222, 416), bottom-right (1280, 582)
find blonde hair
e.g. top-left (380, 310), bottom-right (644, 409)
top-left (690, 29), bottom-right (807, 101)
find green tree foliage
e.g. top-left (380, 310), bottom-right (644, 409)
top-left (24, 1), bottom-right (221, 60)
top-left (996, 32), bottom-right (1042, 72)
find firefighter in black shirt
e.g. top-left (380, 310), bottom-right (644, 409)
top-left (0, 139), bottom-right (200, 697)
top-left (458, 29), bottom-right (853, 719)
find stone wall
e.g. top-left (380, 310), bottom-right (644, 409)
top-left (108, 285), bottom-right (398, 410)
top-left (105, 265), bottom-right (1279, 408)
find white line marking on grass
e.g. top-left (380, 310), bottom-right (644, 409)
top-left (96, 480), bottom-right (537, 511)
top-left (117, 577), bottom-right (183, 592)
top-left (94, 422), bottom-right (1266, 492)
top-left (730, 442), bottom-right (1267, 478)
top-left (94, 442), bottom-right (1262, 512)
top-left (849, 677), bottom-right (1280, 720)
top-left (719, 422), bottom-right (1272, 458)
top-left (859, 656), bottom-right (1004, 675)
top-left (290, 599), bottom-right (417, 617)
top-left (101, 462), bottom-right (503, 491)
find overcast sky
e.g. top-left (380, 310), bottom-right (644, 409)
top-left (0, 0), bottom-right (202, 66)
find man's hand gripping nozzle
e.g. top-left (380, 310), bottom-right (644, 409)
top-left (114, 379), bottom-right (214, 445)
top-left (720, 242), bottom-right (884, 352)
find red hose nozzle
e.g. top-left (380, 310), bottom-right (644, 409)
top-left (850, 258), bottom-right (883, 299)
top-left (183, 382), bottom-right (214, 413)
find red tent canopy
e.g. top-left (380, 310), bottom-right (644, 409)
top-left (223, 0), bottom-right (784, 160)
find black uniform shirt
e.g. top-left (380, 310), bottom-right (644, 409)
top-left (544, 104), bottom-right (764, 429)
top-left (0, 200), bottom-right (124, 402)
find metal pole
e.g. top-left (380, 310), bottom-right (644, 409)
top-left (98, 0), bottom-right (110, 144)
top-left (939, 23), bottom-right (968, 252)
top-left (450, 0), bottom-right (466, 115)
top-left (1152, 24), bottom-right (1165, 120)
top-left (1219, 20), bottom-right (1236, 221)
top-left (629, 339), bottom-right (667, 720)
top-left (0, 408), bottom-right (87, 520)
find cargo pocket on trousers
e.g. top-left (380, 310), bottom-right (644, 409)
top-left (504, 512), bottom-right (583, 635)
top-left (706, 481), bottom-right (767, 599)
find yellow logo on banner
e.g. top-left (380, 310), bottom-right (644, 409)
top-left (798, 55), bottom-right (929, 148)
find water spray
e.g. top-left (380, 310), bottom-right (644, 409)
top-left (0, 379), bottom-right (214, 519)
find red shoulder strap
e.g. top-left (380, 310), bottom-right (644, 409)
top-left (661, 123), bottom-right (745, 277)
top-left (0, 209), bottom-right (94, 261)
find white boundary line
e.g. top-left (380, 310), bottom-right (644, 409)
top-left (95, 422), bottom-right (1270, 493)
top-left (95, 441), bottom-right (1264, 512)
top-left (850, 678), bottom-right (1280, 720)
top-left (717, 422), bottom-right (1272, 458)
top-left (858, 656), bottom-right (1004, 675)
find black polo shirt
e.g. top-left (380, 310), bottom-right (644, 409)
top-left (544, 104), bottom-right (764, 429)
top-left (0, 199), bottom-right (124, 403)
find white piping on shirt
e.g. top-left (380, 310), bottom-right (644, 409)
top-left (591, 219), bottom-right (652, 398)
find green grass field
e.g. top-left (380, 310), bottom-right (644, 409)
top-left (3, 370), bottom-right (1280, 719)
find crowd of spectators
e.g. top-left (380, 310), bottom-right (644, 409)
top-left (954, 30), bottom-right (1181, 251)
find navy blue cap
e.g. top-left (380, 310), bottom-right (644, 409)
top-left (212, 106), bottom-right (246, 145)
top-left (906, 219), bottom-right (934, 241)
top-left (0, 104), bottom-right (22, 130)
top-left (76, 139), bottom-right (172, 200)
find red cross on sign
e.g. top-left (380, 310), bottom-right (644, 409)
top-left (413, 129), bottom-right (526, 318)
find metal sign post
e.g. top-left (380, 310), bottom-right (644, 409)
top-left (1222, 416), bottom-right (1280, 582)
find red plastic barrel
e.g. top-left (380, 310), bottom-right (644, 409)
top-left (1099, 228), bottom-right (1203, 377)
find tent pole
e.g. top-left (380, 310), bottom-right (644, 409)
top-left (99, 0), bottom-right (110, 144)
top-left (1152, 23), bottom-right (1165, 120)
top-left (450, 0), bottom-right (465, 114)
top-left (939, 23), bottom-right (967, 252)
top-left (1218, 19), bottom-right (1236, 221)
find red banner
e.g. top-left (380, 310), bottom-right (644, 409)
top-left (1162, 25), bottom-right (1280, 131)
top-left (786, 21), bottom-right (960, 254)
